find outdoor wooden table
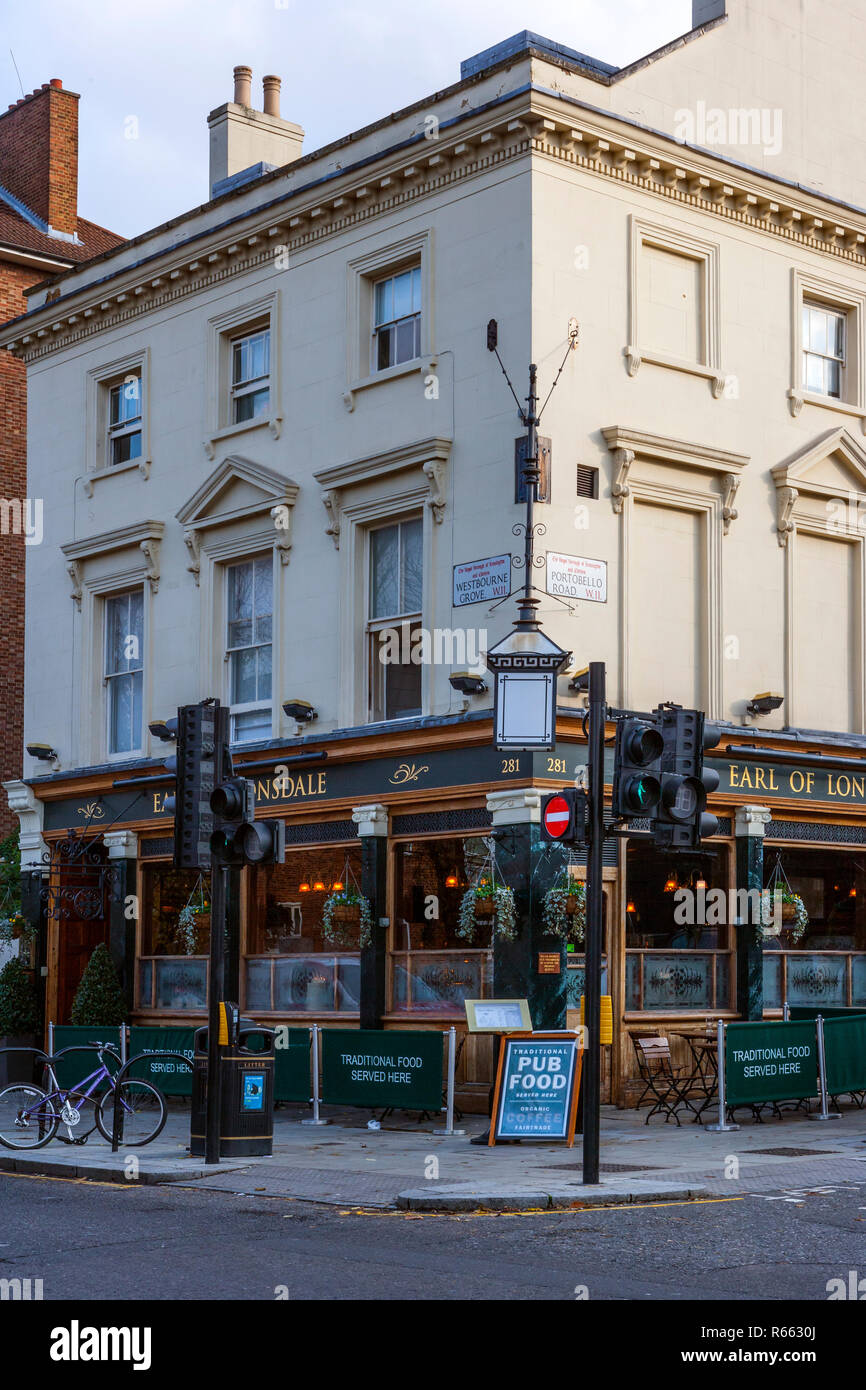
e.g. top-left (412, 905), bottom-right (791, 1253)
top-left (667, 1031), bottom-right (719, 1122)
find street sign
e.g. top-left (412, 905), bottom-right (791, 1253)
top-left (542, 794), bottom-right (572, 839)
top-left (452, 553), bottom-right (511, 606)
top-left (546, 551), bottom-right (607, 603)
top-left (490, 1033), bottom-right (582, 1145)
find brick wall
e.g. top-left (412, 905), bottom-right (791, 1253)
top-left (0, 261), bottom-right (34, 835)
top-left (0, 81), bottom-right (79, 235)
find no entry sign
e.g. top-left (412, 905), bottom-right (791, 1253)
top-left (542, 795), bottom-right (571, 838)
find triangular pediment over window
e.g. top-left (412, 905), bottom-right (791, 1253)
top-left (176, 455), bottom-right (299, 579)
top-left (176, 455), bottom-right (299, 530)
top-left (772, 427), bottom-right (866, 544)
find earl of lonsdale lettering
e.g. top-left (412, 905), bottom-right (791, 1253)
top-left (152, 769), bottom-right (327, 814)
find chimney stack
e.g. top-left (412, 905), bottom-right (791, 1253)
top-left (233, 65), bottom-right (252, 107)
top-left (207, 66), bottom-right (303, 198)
top-left (262, 75), bottom-right (281, 118)
top-left (0, 79), bottom-right (79, 237)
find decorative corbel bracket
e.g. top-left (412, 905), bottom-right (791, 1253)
top-left (777, 485), bottom-right (798, 546)
top-left (721, 472), bottom-right (741, 534)
top-left (787, 388), bottom-right (805, 418)
top-left (423, 458), bottom-right (447, 524)
top-left (270, 503), bottom-right (293, 565)
top-left (611, 448), bottom-right (635, 514)
top-left (139, 537), bottom-right (161, 593)
top-left (321, 489), bottom-right (341, 550)
top-left (183, 529), bottom-right (202, 585)
top-left (624, 346), bottom-right (641, 378)
top-left (67, 559), bottom-right (83, 610)
top-left (711, 373), bottom-right (726, 400)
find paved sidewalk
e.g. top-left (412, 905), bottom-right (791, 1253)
top-left (3, 1098), bottom-right (866, 1209)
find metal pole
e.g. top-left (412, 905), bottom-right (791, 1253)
top-left (48, 1021), bottom-right (54, 1057)
top-left (582, 660), bottom-right (605, 1185)
top-left (434, 1027), bottom-right (465, 1137)
top-left (205, 863), bottom-right (227, 1164)
top-left (808, 1015), bottom-right (841, 1122)
top-left (707, 1020), bottom-right (739, 1132)
top-left (302, 1024), bottom-right (328, 1125)
top-left (783, 1001), bottom-right (789, 1021)
top-left (120, 1024), bottom-right (127, 1065)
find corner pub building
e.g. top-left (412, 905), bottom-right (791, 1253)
top-left (4, 3), bottom-right (866, 1109)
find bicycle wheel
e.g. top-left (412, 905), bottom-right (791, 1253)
top-left (96, 1080), bottom-right (167, 1147)
top-left (0, 1084), bottom-right (59, 1149)
top-left (55, 1091), bottom-right (100, 1145)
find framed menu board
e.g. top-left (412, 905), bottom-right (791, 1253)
top-left (489, 1032), bottom-right (582, 1146)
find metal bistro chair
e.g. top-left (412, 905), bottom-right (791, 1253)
top-left (632, 1036), bottom-right (698, 1125)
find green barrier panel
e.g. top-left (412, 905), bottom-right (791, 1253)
top-left (127, 1027), bottom-right (196, 1096)
top-left (823, 1015), bottom-right (866, 1096)
top-left (50, 1027), bottom-right (123, 1091)
top-left (274, 1029), bottom-right (311, 1103)
top-left (321, 1029), bottom-right (444, 1111)
top-left (725, 1020), bottom-right (818, 1107)
top-left (788, 1006), bottom-right (866, 1020)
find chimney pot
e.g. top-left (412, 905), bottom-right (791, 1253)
top-left (233, 65), bottom-right (253, 107)
top-left (49, 79), bottom-right (62, 89)
top-left (262, 75), bottom-right (281, 118)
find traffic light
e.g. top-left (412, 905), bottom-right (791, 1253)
top-left (165, 703), bottom-right (219, 870)
top-left (210, 766), bottom-right (286, 866)
top-left (611, 719), bottom-right (663, 820)
top-left (210, 775), bottom-right (256, 866)
top-left (653, 707), bottom-right (721, 849)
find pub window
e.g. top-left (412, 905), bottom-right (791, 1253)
top-left (367, 516), bottom-right (423, 722)
top-left (104, 588), bottom-right (143, 756)
top-left (138, 865), bottom-right (210, 1011)
top-left (762, 848), bottom-right (866, 1010)
top-left (226, 556), bottom-right (273, 744)
top-left (625, 841), bottom-right (732, 1012)
top-left (244, 845), bottom-right (363, 1013)
top-left (392, 836), bottom-right (495, 1013)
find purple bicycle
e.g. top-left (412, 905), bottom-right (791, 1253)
top-left (0, 1042), bottom-right (166, 1149)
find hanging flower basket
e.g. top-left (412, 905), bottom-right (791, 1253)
top-left (542, 879), bottom-right (586, 943)
top-left (176, 875), bottom-right (210, 956)
top-left (458, 884), bottom-right (517, 942)
top-left (322, 887), bottom-right (373, 949)
top-left (764, 856), bottom-right (809, 946)
top-left (0, 912), bottom-right (34, 947)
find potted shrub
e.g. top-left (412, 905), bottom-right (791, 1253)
top-left (542, 877), bottom-right (586, 943)
top-left (69, 944), bottom-right (127, 1027)
top-left (457, 882), bottom-right (517, 942)
top-left (0, 956), bottom-right (41, 1088)
top-left (321, 887), bottom-right (373, 948)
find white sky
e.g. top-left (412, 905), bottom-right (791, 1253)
top-left (3, 0), bottom-right (692, 238)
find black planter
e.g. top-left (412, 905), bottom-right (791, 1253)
top-left (0, 1036), bottom-right (38, 1088)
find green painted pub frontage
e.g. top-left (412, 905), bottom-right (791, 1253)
top-left (7, 712), bottom-right (866, 1110)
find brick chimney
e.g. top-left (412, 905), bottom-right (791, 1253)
top-left (207, 67), bottom-right (304, 198)
top-left (0, 80), bottom-right (79, 238)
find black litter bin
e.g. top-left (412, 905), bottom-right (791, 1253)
top-left (190, 1008), bottom-right (275, 1157)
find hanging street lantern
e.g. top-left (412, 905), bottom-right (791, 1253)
top-left (486, 622), bottom-right (569, 751)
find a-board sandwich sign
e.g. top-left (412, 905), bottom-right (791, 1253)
top-left (490, 1032), bottom-right (582, 1146)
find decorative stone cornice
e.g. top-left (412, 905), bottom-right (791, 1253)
top-left (734, 804), bottom-right (772, 838)
top-left (352, 803), bottom-right (388, 837)
top-left (486, 787), bottom-right (542, 825)
top-left (602, 426), bottom-right (749, 527)
top-left (103, 829), bottom-right (139, 860)
top-left (314, 436), bottom-right (452, 542)
top-left (6, 89), bottom-right (866, 364)
top-left (3, 781), bottom-right (48, 870)
top-left (60, 521), bottom-right (165, 607)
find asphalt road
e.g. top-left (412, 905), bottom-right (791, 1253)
top-left (1, 1171), bottom-right (864, 1303)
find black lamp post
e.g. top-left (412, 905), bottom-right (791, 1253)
top-left (485, 338), bottom-right (571, 750)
